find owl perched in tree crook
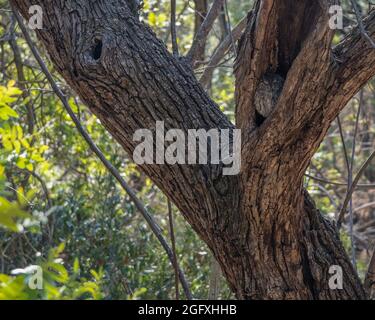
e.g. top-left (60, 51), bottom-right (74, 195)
top-left (254, 72), bottom-right (285, 124)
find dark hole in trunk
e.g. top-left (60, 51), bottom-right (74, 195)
top-left (255, 110), bottom-right (266, 126)
top-left (91, 38), bottom-right (103, 60)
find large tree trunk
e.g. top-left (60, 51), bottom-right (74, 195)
top-left (11, 0), bottom-right (375, 299)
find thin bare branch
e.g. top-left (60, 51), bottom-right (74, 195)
top-left (337, 149), bottom-right (375, 229)
top-left (353, 201), bottom-right (375, 214)
top-left (199, 16), bottom-right (247, 88)
top-left (350, 0), bottom-right (375, 48)
top-left (304, 174), bottom-right (375, 189)
top-left (171, 0), bottom-right (179, 56)
top-left (187, 0), bottom-right (225, 67)
top-left (365, 247), bottom-right (375, 299)
top-left (167, 200), bottom-right (179, 300)
top-left (337, 116), bottom-right (356, 268)
top-left (24, 169), bottom-right (52, 209)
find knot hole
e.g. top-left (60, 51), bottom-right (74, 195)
top-left (91, 38), bottom-right (103, 61)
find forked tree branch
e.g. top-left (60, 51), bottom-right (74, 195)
top-left (240, 0), bottom-right (337, 183)
top-left (235, 0), bottom-right (336, 133)
top-left (241, 2), bottom-right (375, 188)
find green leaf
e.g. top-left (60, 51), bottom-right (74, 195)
top-left (16, 158), bottom-right (26, 169)
top-left (73, 258), bottom-right (80, 275)
top-left (0, 106), bottom-right (19, 119)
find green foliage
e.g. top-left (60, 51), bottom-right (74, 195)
top-left (0, 81), bottom-right (21, 120)
top-left (0, 196), bottom-right (30, 232)
top-left (0, 81), bottom-right (32, 232)
top-left (0, 243), bottom-right (104, 300)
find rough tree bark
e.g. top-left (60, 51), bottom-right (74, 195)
top-left (10, 0), bottom-right (375, 299)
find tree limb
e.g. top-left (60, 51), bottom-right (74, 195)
top-left (11, 4), bottom-right (193, 299)
top-left (9, 1), bottom-right (239, 294)
top-left (235, 0), bottom-right (335, 132)
top-left (241, 2), bottom-right (375, 191)
top-left (240, 0), bottom-right (337, 186)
